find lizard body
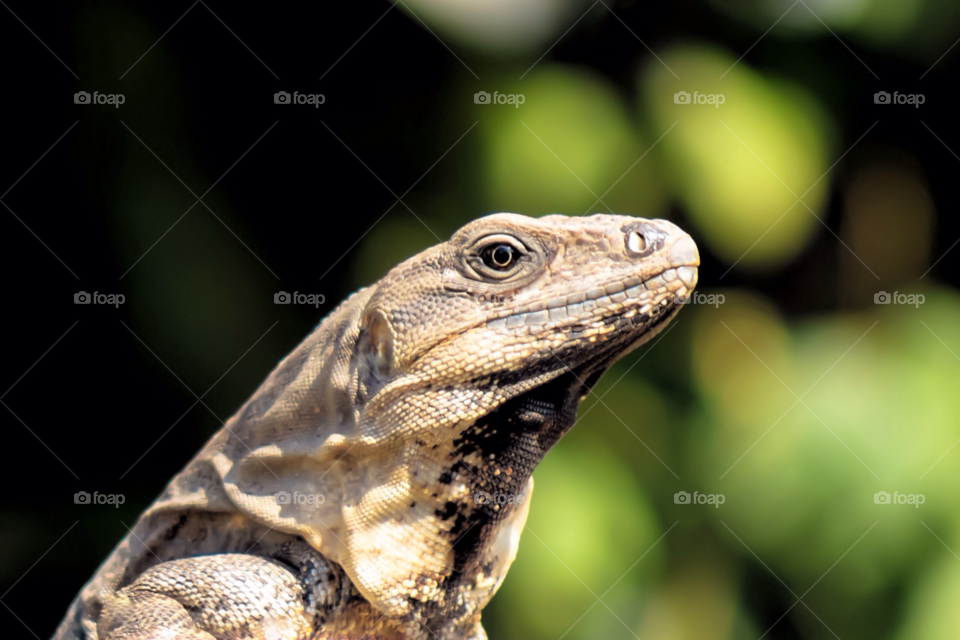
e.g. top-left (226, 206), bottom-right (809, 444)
top-left (53, 212), bottom-right (699, 640)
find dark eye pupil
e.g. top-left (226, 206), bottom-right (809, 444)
top-left (480, 244), bottom-right (517, 270)
top-left (492, 245), bottom-right (513, 266)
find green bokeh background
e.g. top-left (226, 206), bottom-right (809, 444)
top-left (3, 1), bottom-right (960, 638)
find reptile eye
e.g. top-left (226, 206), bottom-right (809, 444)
top-left (464, 233), bottom-right (532, 281)
top-left (627, 230), bottom-right (646, 254)
top-left (481, 244), bottom-right (517, 270)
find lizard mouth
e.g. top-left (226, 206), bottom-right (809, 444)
top-left (485, 264), bottom-right (698, 330)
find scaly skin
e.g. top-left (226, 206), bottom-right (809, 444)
top-left (53, 212), bottom-right (699, 640)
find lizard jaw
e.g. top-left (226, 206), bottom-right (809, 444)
top-left (484, 264), bottom-right (698, 331)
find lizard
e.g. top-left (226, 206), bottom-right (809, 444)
top-left (53, 212), bottom-right (699, 640)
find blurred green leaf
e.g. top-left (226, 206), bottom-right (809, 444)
top-left (642, 45), bottom-right (833, 269)
top-left (480, 66), bottom-right (666, 217)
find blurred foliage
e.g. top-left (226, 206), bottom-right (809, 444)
top-left (76, 3), bottom-right (287, 396)
top-left (480, 66), bottom-right (665, 217)
top-left (400, 0), bottom-right (594, 54)
top-left (709, 0), bottom-right (925, 43)
top-left (643, 45), bottom-right (833, 268)
top-left (488, 445), bottom-right (662, 639)
top-left (708, 0), bottom-right (960, 58)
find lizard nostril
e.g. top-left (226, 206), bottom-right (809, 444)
top-left (623, 222), bottom-right (668, 257)
top-left (627, 230), bottom-right (646, 253)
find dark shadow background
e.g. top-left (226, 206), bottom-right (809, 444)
top-left (3, 1), bottom-right (960, 638)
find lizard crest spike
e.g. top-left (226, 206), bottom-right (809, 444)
top-left (55, 212), bottom-right (699, 640)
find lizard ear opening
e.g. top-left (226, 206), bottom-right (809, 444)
top-left (361, 310), bottom-right (394, 379)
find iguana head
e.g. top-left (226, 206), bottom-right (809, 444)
top-left (208, 213), bottom-right (698, 636)
top-left (358, 212), bottom-right (698, 397)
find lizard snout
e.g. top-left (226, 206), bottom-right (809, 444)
top-left (668, 234), bottom-right (700, 269)
top-left (668, 234), bottom-right (699, 290)
top-left (619, 218), bottom-right (700, 290)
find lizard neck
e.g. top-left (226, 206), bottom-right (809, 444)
top-left (416, 369), bottom-right (586, 634)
